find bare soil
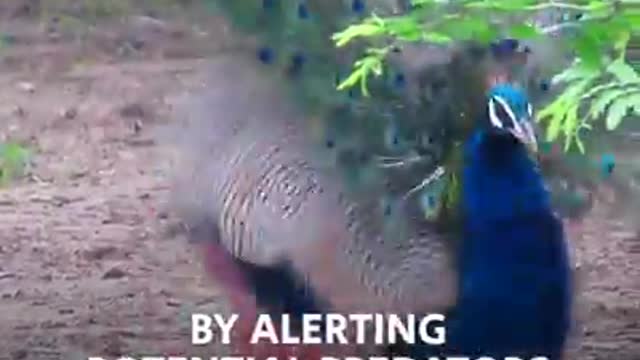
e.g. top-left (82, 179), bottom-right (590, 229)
top-left (0, 6), bottom-right (638, 360)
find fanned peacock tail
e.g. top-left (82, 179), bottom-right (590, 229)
top-left (538, 123), bottom-right (640, 224)
top-left (204, 0), bottom-right (401, 114)
top-left (522, 51), bottom-right (640, 223)
top-left (200, 0), bottom-right (640, 232)
top-left (202, 0), bottom-right (491, 231)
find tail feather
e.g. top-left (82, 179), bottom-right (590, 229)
top-left (539, 124), bottom-right (640, 229)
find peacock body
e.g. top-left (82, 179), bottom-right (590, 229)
top-left (443, 85), bottom-right (572, 359)
top-left (166, 0), bottom-right (638, 358)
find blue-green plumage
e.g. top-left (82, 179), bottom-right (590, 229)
top-left (449, 85), bottom-right (572, 359)
top-left (600, 153), bottom-right (616, 178)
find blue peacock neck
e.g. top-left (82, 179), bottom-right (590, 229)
top-left (462, 129), bottom-right (551, 228)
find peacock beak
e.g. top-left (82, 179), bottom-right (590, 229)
top-left (508, 119), bottom-right (538, 154)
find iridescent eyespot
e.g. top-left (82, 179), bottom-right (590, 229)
top-left (257, 47), bottom-right (275, 64)
top-left (539, 81), bottom-right (550, 92)
top-left (352, 0), bottom-right (365, 14)
top-left (297, 3), bottom-right (309, 19)
top-left (393, 73), bottom-right (406, 88)
top-left (289, 52), bottom-right (306, 75)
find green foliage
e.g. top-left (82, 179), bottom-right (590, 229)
top-left (336, 46), bottom-right (391, 96)
top-left (0, 142), bottom-right (30, 185)
top-left (332, 0), bottom-right (640, 153)
top-left (538, 55), bottom-right (640, 152)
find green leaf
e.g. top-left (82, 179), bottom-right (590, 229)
top-left (552, 61), bottom-right (599, 85)
top-left (628, 94), bottom-right (640, 115)
top-left (538, 77), bottom-right (594, 144)
top-left (337, 48), bottom-right (389, 96)
top-left (580, 82), bottom-right (621, 100)
top-left (537, 99), bottom-right (567, 141)
top-left (574, 32), bottom-right (603, 69)
top-left (422, 31), bottom-right (453, 43)
top-left (439, 16), bottom-right (490, 41)
top-left (614, 30), bottom-right (631, 54)
top-left (563, 103), bottom-right (580, 138)
top-left (607, 57), bottom-right (640, 84)
top-left (465, 0), bottom-right (538, 11)
top-left (606, 96), bottom-right (633, 130)
top-left (603, 89), bottom-right (640, 131)
top-left (623, 13), bottom-right (640, 30)
top-left (411, 0), bottom-right (436, 5)
top-left (565, 78), bottom-right (596, 99)
top-left (332, 22), bottom-right (385, 47)
top-left (589, 88), bottom-right (629, 118)
top-left (607, 89), bottom-right (640, 130)
top-left (384, 16), bottom-right (424, 40)
top-left (508, 23), bottom-right (541, 39)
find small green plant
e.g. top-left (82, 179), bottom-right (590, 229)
top-left (0, 142), bottom-right (31, 185)
top-left (332, 0), bottom-right (640, 153)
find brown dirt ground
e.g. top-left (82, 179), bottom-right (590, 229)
top-left (0, 7), bottom-right (638, 360)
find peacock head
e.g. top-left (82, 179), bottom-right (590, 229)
top-left (480, 83), bottom-right (539, 154)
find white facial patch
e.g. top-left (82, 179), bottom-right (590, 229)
top-left (489, 95), bottom-right (521, 132)
top-left (488, 98), bottom-right (504, 129)
top-left (488, 94), bottom-right (538, 151)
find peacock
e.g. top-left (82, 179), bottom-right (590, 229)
top-left (404, 83), bottom-right (572, 360)
top-left (165, 1), bottom-right (638, 359)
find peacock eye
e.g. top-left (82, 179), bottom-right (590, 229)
top-left (496, 106), bottom-right (511, 126)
